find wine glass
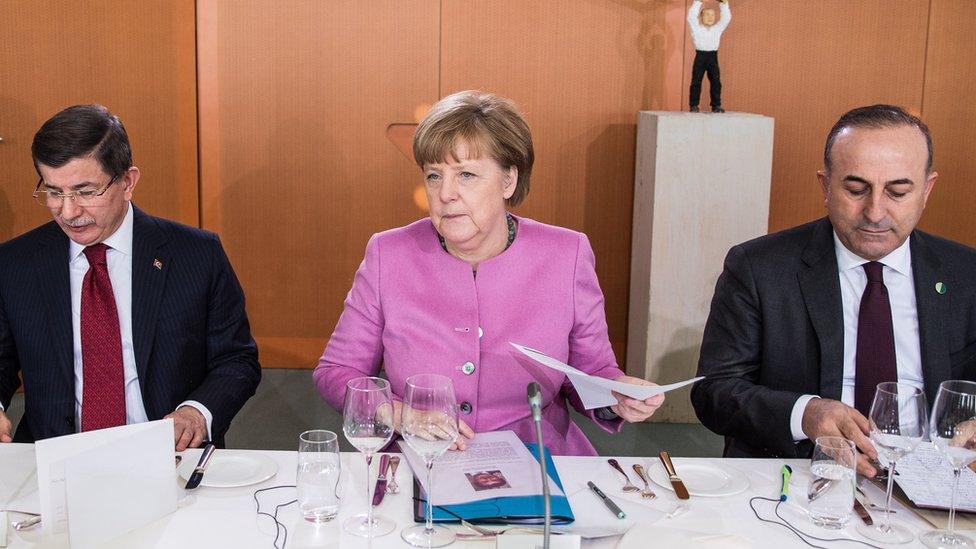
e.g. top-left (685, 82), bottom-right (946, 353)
top-left (342, 376), bottom-right (396, 537)
top-left (921, 380), bottom-right (976, 549)
top-left (400, 373), bottom-right (459, 548)
top-left (857, 382), bottom-right (928, 544)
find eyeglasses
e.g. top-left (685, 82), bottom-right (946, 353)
top-left (33, 175), bottom-right (119, 208)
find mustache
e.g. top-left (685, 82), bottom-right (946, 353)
top-left (59, 216), bottom-right (95, 228)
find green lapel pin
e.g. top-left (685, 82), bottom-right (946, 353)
top-left (935, 282), bottom-right (947, 295)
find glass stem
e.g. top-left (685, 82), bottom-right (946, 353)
top-left (425, 460), bottom-right (435, 534)
top-left (365, 453), bottom-right (373, 530)
top-left (883, 459), bottom-right (896, 529)
top-left (948, 468), bottom-right (961, 536)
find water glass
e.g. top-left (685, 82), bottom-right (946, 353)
top-left (297, 430), bottom-right (342, 523)
top-left (808, 436), bottom-right (856, 529)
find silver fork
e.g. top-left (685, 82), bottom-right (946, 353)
top-left (607, 459), bottom-right (640, 493)
top-left (632, 464), bottom-right (657, 499)
top-left (457, 520), bottom-right (545, 539)
top-left (386, 456), bottom-right (401, 494)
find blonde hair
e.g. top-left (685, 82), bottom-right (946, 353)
top-left (413, 90), bottom-right (534, 206)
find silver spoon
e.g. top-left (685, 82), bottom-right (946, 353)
top-left (607, 459), bottom-right (640, 493)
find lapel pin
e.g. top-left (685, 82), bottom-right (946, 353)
top-left (153, 258), bottom-right (163, 270)
top-left (935, 282), bottom-right (947, 295)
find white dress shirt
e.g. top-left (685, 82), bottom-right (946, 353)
top-left (68, 203), bottom-right (212, 436)
top-left (789, 234), bottom-right (925, 441)
top-left (687, 0), bottom-right (731, 51)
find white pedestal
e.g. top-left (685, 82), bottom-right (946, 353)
top-left (627, 111), bottom-right (774, 422)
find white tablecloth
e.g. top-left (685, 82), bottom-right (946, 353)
top-left (1, 444), bottom-right (967, 548)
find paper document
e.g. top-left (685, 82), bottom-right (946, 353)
top-left (893, 442), bottom-right (976, 512)
top-left (511, 342), bottom-right (703, 409)
top-left (401, 430), bottom-right (564, 506)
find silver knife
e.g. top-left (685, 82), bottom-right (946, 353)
top-left (184, 443), bottom-right (216, 490)
top-left (853, 494), bottom-right (874, 525)
top-left (659, 451), bottom-right (690, 500)
top-left (372, 454), bottom-right (391, 506)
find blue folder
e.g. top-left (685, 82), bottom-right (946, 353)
top-left (412, 443), bottom-right (575, 524)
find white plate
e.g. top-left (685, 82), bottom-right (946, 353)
top-left (647, 461), bottom-right (749, 497)
top-left (178, 450), bottom-right (278, 488)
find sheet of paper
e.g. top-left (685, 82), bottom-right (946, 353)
top-left (34, 419), bottom-right (176, 535)
top-left (64, 421), bottom-right (177, 548)
top-left (511, 343), bottom-right (704, 409)
top-left (894, 442), bottom-right (976, 512)
top-left (401, 430), bottom-right (564, 506)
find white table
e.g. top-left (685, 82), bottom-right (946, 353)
top-left (1, 444), bottom-right (966, 548)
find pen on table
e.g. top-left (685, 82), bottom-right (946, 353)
top-left (779, 464), bottom-right (792, 501)
top-left (588, 481), bottom-right (626, 519)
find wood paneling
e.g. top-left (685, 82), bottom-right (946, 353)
top-left (440, 0), bottom-right (687, 366)
top-left (918, 0), bottom-right (976, 246)
top-left (197, 0), bottom-right (440, 367)
top-left (694, 0), bottom-right (931, 233)
top-left (0, 0), bottom-right (198, 242)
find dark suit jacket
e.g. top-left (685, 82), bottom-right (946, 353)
top-left (0, 206), bottom-right (261, 445)
top-left (692, 217), bottom-right (976, 459)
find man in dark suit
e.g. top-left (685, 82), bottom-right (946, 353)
top-left (692, 104), bottom-right (976, 476)
top-left (0, 105), bottom-right (260, 450)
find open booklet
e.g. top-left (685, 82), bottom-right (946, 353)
top-left (893, 442), bottom-right (976, 512)
top-left (402, 430), bottom-right (574, 524)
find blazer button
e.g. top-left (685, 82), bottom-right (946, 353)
top-left (459, 401), bottom-right (473, 414)
top-left (461, 361), bottom-right (476, 375)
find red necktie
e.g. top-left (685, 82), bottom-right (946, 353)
top-left (80, 243), bottom-right (127, 431)
top-left (854, 261), bottom-right (898, 417)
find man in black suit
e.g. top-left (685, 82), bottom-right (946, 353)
top-left (692, 105), bottom-right (976, 476)
top-left (0, 105), bottom-right (260, 450)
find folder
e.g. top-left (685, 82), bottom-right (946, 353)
top-left (412, 443), bottom-right (574, 524)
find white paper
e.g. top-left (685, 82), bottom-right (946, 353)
top-left (34, 419), bottom-right (177, 536)
top-left (401, 430), bottom-right (564, 506)
top-left (511, 343), bottom-right (704, 410)
top-left (894, 442), bottom-right (976, 512)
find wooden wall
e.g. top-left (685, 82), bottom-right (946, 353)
top-left (0, 1), bottom-right (198, 241)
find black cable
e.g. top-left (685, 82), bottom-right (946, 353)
top-left (749, 496), bottom-right (886, 549)
top-left (253, 485), bottom-right (297, 549)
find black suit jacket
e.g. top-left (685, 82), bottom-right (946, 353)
top-left (692, 217), bottom-right (976, 459)
top-left (0, 206), bottom-right (261, 445)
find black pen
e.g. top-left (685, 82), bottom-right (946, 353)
top-left (588, 481), bottom-right (626, 519)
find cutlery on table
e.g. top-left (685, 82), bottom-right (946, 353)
top-left (386, 455), bottom-right (401, 494)
top-left (607, 459), bottom-right (640, 493)
top-left (184, 442), bottom-right (216, 490)
top-left (631, 464), bottom-right (657, 499)
top-left (853, 496), bottom-right (874, 526)
top-left (658, 451), bottom-right (690, 500)
top-left (372, 454), bottom-right (391, 506)
top-left (855, 485), bottom-right (895, 513)
top-left (12, 514), bottom-right (41, 531)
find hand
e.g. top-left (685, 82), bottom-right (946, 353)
top-left (801, 398), bottom-right (878, 477)
top-left (950, 419), bottom-right (976, 473)
top-left (379, 400), bottom-right (475, 451)
top-left (164, 406), bottom-right (208, 451)
top-left (0, 409), bottom-right (12, 443)
top-left (610, 375), bottom-right (665, 423)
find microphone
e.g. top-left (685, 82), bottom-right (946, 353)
top-left (526, 382), bottom-right (551, 549)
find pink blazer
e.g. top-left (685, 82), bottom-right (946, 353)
top-left (314, 216), bottom-right (624, 455)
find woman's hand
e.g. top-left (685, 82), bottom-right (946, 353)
top-left (378, 400), bottom-right (475, 450)
top-left (610, 375), bottom-right (665, 423)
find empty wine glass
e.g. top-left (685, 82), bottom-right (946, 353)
top-left (342, 376), bottom-right (395, 537)
top-left (400, 373), bottom-right (459, 548)
top-left (921, 380), bottom-right (976, 549)
top-left (857, 382), bottom-right (928, 544)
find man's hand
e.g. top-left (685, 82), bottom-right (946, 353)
top-left (949, 419), bottom-right (976, 473)
top-left (379, 400), bottom-right (475, 451)
top-left (802, 398), bottom-right (877, 477)
top-left (0, 409), bottom-right (12, 443)
top-left (610, 375), bottom-right (666, 423)
top-left (165, 406), bottom-right (208, 451)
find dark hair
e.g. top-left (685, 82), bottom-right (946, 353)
top-left (823, 104), bottom-right (933, 175)
top-left (31, 104), bottom-right (132, 178)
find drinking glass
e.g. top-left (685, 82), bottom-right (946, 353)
top-left (808, 436), bottom-right (856, 528)
top-left (921, 380), bottom-right (976, 549)
top-left (857, 382), bottom-right (928, 544)
top-left (400, 373), bottom-right (459, 548)
top-left (297, 430), bottom-right (342, 522)
top-left (342, 377), bottom-right (396, 537)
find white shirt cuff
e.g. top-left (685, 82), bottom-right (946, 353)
top-left (790, 395), bottom-right (819, 442)
top-left (178, 401), bottom-right (213, 441)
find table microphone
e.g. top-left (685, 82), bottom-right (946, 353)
top-left (527, 382), bottom-right (551, 549)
